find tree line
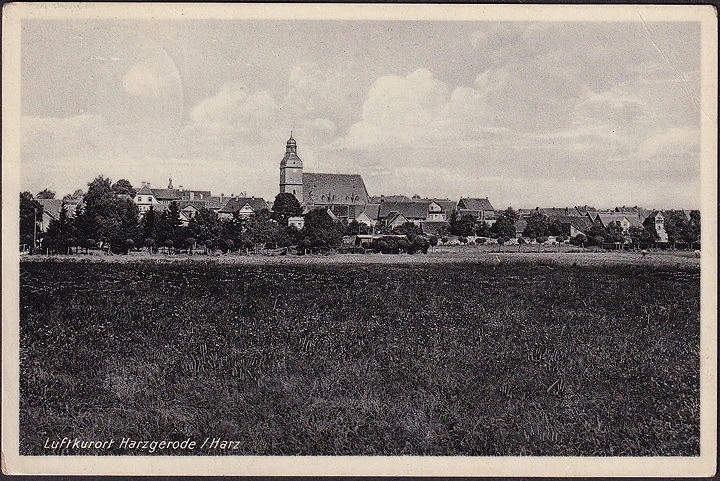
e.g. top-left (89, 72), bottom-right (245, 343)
top-left (21, 176), bottom-right (700, 254)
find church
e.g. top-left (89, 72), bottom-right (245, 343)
top-left (279, 133), bottom-right (369, 220)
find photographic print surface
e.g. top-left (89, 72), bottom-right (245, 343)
top-left (3, 3), bottom-right (717, 476)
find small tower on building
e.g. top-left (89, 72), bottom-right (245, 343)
top-left (279, 131), bottom-right (303, 203)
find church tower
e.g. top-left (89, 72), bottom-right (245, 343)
top-left (279, 132), bottom-right (303, 203)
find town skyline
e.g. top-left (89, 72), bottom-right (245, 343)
top-left (21, 18), bottom-right (702, 209)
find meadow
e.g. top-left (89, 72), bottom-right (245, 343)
top-left (19, 257), bottom-right (700, 455)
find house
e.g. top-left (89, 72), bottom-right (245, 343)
top-left (177, 201), bottom-right (207, 226)
top-left (378, 201), bottom-right (430, 226)
top-left (133, 183), bottom-right (158, 213)
top-left (36, 199), bottom-right (75, 232)
top-left (288, 216), bottom-right (305, 229)
top-left (386, 211), bottom-right (410, 230)
top-left (218, 197), bottom-right (268, 220)
top-left (356, 204), bottom-right (381, 227)
top-left (615, 206), bottom-right (651, 222)
top-left (594, 213), bottom-right (633, 234)
top-left (426, 199), bottom-right (456, 221)
top-left (643, 211), bottom-right (669, 243)
top-left (554, 215), bottom-right (594, 237)
top-left (457, 197), bottom-right (495, 222)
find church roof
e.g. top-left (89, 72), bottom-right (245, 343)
top-left (378, 201), bottom-right (429, 220)
top-left (458, 197), bottom-right (495, 212)
top-left (303, 173), bottom-right (369, 206)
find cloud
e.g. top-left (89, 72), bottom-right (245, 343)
top-left (282, 64), bottom-right (363, 128)
top-left (122, 62), bottom-right (170, 98)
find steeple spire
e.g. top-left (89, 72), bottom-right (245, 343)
top-left (286, 131), bottom-right (297, 154)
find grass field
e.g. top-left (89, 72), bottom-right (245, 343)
top-left (19, 257), bottom-right (700, 455)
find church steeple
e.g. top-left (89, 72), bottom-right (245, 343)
top-left (279, 131), bottom-right (303, 203)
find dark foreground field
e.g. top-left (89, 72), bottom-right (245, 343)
top-left (20, 259), bottom-right (700, 455)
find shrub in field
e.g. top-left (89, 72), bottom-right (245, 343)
top-left (123, 238), bottom-right (134, 254)
top-left (570, 234), bottom-right (586, 247)
top-left (535, 236), bottom-right (548, 244)
top-left (476, 237), bottom-right (487, 245)
top-left (518, 237), bottom-right (526, 245)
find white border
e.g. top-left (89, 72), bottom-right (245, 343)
top-left (2, 3), bottom-right (717, 476)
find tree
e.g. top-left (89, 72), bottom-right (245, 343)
top-left (663, 211), bottom-right (688, 248)
top-left (36, 188), bottom-right (56, 199)
top-left (346, 219), bottom-right (370, 235)
top-left (523, 212), bottom-right (549, 238)
top-left (271, 192), bottom-right (302, 226)
top-left (570, 234), bottom-right (586, 247)
top-left (491, 208), bottom-right (519, 239)
top-left (629, 226), bottom-right (657, 248)
top-left (301, 209), bottom-right (342, 251)
top-left (43, 205), bottom-right (74, 254)
top-left (475, 221), bottom-right (490, 237)
top-left (450, 213), bottom-right (475, 237)
top-left (683, 211), bottom-right (701, 248)
top-left (20, 192), bottom-right (42, 248)
top-left (188, 208), bottom-right (222, 247)
top-left (392, 222), bottom-right (423, 240)
top-left (112, 179), bottom-right (137, 198)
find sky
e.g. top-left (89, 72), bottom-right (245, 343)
top-left (20, 18), bottom-right (702, 209)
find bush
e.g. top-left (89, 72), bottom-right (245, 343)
top-left (123, 238), bottom-right (135, 254)
top-left (476, 237), bottom-right (487, 245)
top-left (412, 236), bottom-right (430, 254)
top-left (536, 236), bottom-right (548, 244)
top-left (556, 235), bottom-right (567, 243)
top-left (570, 234), bottom-right (586, 246)
top-left (458, 236), bottom-right (468, 244)
top-left (518, 237), bottom-right (526, 245)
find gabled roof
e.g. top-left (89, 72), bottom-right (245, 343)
top-left (37, 199), bottom-right (64, 220)
top-left (218, 197), bottom-right (268, 214)
top-left (303, 173), bottom-right (369, 206)
top-left (151, 188), bottom-right (182, 200)
top-left (426, 199), bottom-right (457, 213)
top-left (378, 201), bottom-right (429, 219)
top-left (179, 201), bottom-right (206, 211)
top-left (136, 184), bottom-right (154, 195)
top-left (458, 197), bottom-right (495, 212)
top-left (358, 204), bottom-right (381, 221)
top-left (556, 215), bottom-right (594, 233)
top-left (386, 211), bottom-right (409, 226)
top-left (595, 212), bottom-right (636, 227)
